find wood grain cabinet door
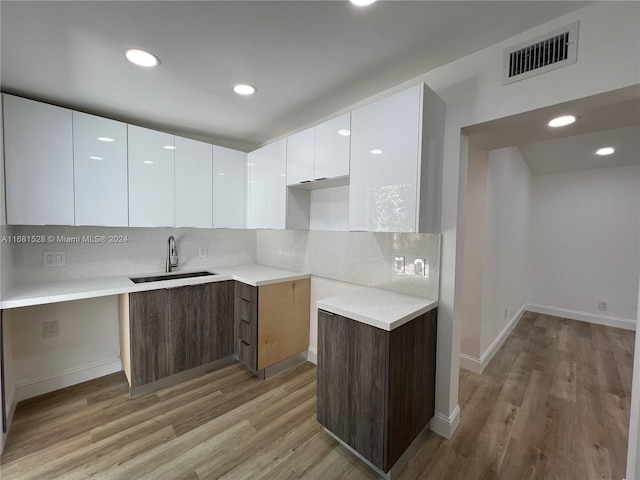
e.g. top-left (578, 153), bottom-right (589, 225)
top-left (129, 288), bottom-right (188, 387)
top-left (186, 282), bottom-right (233, 369)
top-left (317, 310), bottom-right (388, 471)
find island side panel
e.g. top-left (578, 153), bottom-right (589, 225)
top-left (386, 308), bottom-right (438, 469)
top-left (118, 294), bottom-right (131, 385)
top-left (317, 310), bottom-right (389, 471)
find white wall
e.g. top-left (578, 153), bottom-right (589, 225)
top-left (480, 147), bottom-right (531, 353)
top-left (529, 165), bottom-right (640, 325)
top-left (460, 148), bottom-right (488, 359)
top-left (5, 296), bottom-right (121, 402)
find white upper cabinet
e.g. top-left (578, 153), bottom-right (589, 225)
top-left (73, 112), bottom-right (128, 226)
top-left (247, 138), bottom-right (287, 229)
top-left (213, 146), bottom-right (245, 228)
top-left (349, 84), bottom-right (444, 233)
top-left (286, 127), bottom-right (314, 185)
top-left (3, 94), bottom-right (75, 225)
top-left (314, 113), bottom-right (351, 180)
top-left (128, 125), bottom-right (175, 227)
top-left (246, 147), bottom-right (267, 229)
top-left (286, 113), bottom-right (350, 186)
top-left (265, 139), bottom-right (287, 229)
top-left (174, 136), bottom-right (213, 228)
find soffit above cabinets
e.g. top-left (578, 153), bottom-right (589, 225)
top-left (0, 0), bottom-right (590, 147)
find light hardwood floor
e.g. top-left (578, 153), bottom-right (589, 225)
top-left (0, 312), bottom-right (634, 479)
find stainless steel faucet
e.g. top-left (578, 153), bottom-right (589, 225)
top-left (166, 236), bottom-right (178, 272)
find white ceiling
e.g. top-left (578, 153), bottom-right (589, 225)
top-left (466, 86), bottom-right (640, 176)
top-left (519, 125), bottom-right (640, 176)
top-left (0, 0), bottom-right (591, 149)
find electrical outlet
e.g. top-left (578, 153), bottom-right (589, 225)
top-left (414, 258), bottom-right (425, 276)
top-left (43, 320), bottom-right (59, 338)
top-left (43, 251), bottom-right (65, 267)
top-left (276, 247), bottom-right (282, 257)
top-left (198, 247), bottom-right (208, 258)
top-left (599, 301), bottom-right (608, 311)
top-left (394, 256), bottom-right (405, 273)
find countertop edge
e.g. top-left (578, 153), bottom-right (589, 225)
top-left (0, 266), bottom-right (312, 309)
top-left (317, 296), bottom-right (438, 331)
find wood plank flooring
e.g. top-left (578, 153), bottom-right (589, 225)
top-left (0, 312), bottom-right (634, 479)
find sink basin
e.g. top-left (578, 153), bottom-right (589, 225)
top-left (130, 271), bottom-right (217, 284)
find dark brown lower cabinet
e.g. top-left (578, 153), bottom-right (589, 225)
top-left (124, 281), bottom-right (233, 389)
top-left (317, 308), bottom-right (437, 473)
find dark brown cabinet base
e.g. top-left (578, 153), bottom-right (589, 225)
top-left (121, 281), bottom-right (233, 389)
top-left (317, 308), bottom-right (437, 474)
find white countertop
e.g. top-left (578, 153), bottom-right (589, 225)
top-left (0, 264), bottom-right (310, 309)
top-left (317, 288), bottom-right (438, 331)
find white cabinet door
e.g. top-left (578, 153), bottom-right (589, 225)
top-left (4, 94), bottom-right (74, 225)
top-left (128, 125), bottom-right (175, 227)
top-left (314, 113), bottom-right (350, 180)
top-left (213, 146), bottom-right (245, 228)
top-left (286, 127), bottom-right (314, 185)
top-left (246, 147), bottom-right (267, 229)
top-left (73, 112), bottom-right (128, 226)
top-left (265, 139), bottom-right (287, 229)
top-left (174, 136), bottom-right (213, 228)
top-left (349, 85), bottom-right (421, 232)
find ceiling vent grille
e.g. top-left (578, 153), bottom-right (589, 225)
top-left (503, 21), bottom-right (579, 85)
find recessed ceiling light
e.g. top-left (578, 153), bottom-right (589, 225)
top-left (163, 145), bottom-right (176, 150)
top-left (350, 0), bottom-right (377, 6)
top-left (548, 115), bottom-right (576, 127)
top-left (370, 149), bottom-right (383, 155)
top-left (89, 156), bottom-right (103, 160)
top-left (596, 147), bottom-right (615, 156)
top-left (338, 129), bottom-right (351, 136)
top-left (125, 48), bottom-right (160, 68)
top-left (143, 161), bottom-right (154, 164)
top-left (217, 172), bottom-right (225, 176)
top-left (233, 84), bottom-right (256, 95)
top-left (98, 137), bottom-right (114, 142)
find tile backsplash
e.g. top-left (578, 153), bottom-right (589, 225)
top-left (257, 230), bottom-right (440, 299)
top-left (4, 226), bottom-right (440, 300)
top-left (7, 225), bottom-right (256, 284)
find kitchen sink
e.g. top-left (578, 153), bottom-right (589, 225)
top-left (129, 271), bottom-right (217, 284)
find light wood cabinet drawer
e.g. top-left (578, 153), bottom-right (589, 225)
top-left (238, 319), bottom-right (257, 348)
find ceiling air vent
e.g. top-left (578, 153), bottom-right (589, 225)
top-left (503, 21), bottom-right (579, 85)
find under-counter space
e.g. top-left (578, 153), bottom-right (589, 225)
top-left (0, 264), bottom-right (310, 309)
top-left (317, 287), bottom-right (437, 331)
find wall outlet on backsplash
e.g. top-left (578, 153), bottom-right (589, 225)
top-left (394, 256), bottom-right (405, 273)
top-left (414, 258), bottom-right (426, 277)
top-left (43, 251), bottom-right (66, 267)
top-left (198, 247), bottom-right (208, 258)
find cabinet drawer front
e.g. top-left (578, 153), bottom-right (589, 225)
top-left (235, 297), bottom-right (258, 326)
top-left (235, 281), bottom-right (257, 304)
top-left (238, 320), bottom-right (257, 348)
top-left (238, 339), bottom-right (257, 370)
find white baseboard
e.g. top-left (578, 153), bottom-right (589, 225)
top-left (459, 305), bottom-right (526, 375)
top-left (16, 358), bottom-right (122, 402)
top-left (430, 404), bottom-right (460, 439)
top-left (459, 353), bottom-right (482, 374)
top-left (307, 347), bottom-right (317, 365)
top-left (526, 304), bottom-right (636, 331)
